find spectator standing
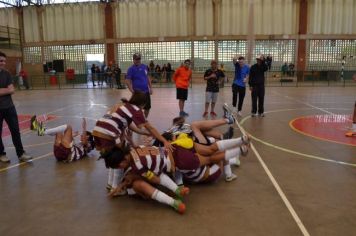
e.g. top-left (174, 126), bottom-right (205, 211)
top-left (202, 60), bottom-right (225, 118)
top-left (0, 51), bottom-right (32, 163)
top-left (288, 63), bottom-right (295, 77)
top-left (173, 59), bottom-right (192, 117)
top-left (232, 56), bottom-right (250, 116)
top-left (249, 55), bottom-right (268, 117)
top-left (90, 64), bottom-right (97, 87)
top-left (281, 63), bottom-right (288, 77)
top-left (266, 55), bottom-right (273, 71)
top-left (126, 53), bottom-right (152, 117)
top-left (113, 64), bottom-right (123, 89)
top-left (19, 68), bottom-right (30, 90)
top-left (166, 63), bottom-right (174, 83)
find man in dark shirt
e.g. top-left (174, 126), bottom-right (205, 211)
top-left (202, 60), bottom-right (225, 118)
top-left (0, 51), bottom-right (32, 163)
top-left (248, 55), bottom-right (268, 117)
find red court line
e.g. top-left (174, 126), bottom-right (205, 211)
top-left (1, 114), bottom-right (57, 138)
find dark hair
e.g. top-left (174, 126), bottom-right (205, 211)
top-left (152, 132), bottom-right (173, 147)
top-left (184, 59), bottom-right (191, 64)
top-left (0, 51), bottom-right (6, 58)
top-left (238, 56), bottom-right (245, 60)
top-left (86, 131), bottom-right (95, 151)
top-left (99, 146), bottom-right (131, 169)
top-left (172, 116), bottom-right (185, 125)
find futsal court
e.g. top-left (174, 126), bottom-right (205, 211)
top-left (0, 84), bottom-right (355, 236)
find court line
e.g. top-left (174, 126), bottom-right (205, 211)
top-left (234, 113), bottom-right (310, 236)
top-left (0, 152), bottom-right (53, 173)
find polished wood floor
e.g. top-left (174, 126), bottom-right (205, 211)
top-left (0, 85), bottom-right (355, 236)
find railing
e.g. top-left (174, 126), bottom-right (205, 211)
top-left (13, 70), bottom-right (356, 90)
top-left (0, 25), bottom-right (21, 50)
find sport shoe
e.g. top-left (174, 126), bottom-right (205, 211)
top-left (0, 155), bottom-right (10, 163)
top-left (175, 185), bottom-right (190, 199)
top-left (18, 153), bottom-right (33, 162)
top-left (226, 114), bottom-right (236, 125)
top-left (241, 134), bottom-right (251, 145)
top-left (251, 113), bottom-right (257, 117)
top-left (223, 103), bottom-right (231, 118)
top-left (37, 122), bottom-right (46, 136)
top-left (210, 111), bottom-right (217, 117)
top-left (237, 111), bottom-right (242, 117)
top-left (172, 199), bottom-right (186, 214)
top-left (240, 144), bottom-right (249, 156)
top-left (179, 111), bottom-right (189, 117)
top-left (259, 113), bottom-right (265, 117)
top-left (106, 184), bottom-right (112, 191)
top-left (30, 115), bottom-right (38, 130)
top-left (225, 173), bottom-right (237, 182)
top-left (223, 126), bottom-right (234, 139)
top-left (202, 111), bottom-right (208, 118)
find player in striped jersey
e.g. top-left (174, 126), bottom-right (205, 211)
top-left (32, 117), bottom-right (95, 162)
top-left (92, 91), bottom-right (173, 154)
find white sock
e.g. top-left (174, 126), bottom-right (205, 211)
top-left (229, 156), bottom-right (240, 166)
top-left (107, 168), bottom-right (113, 186)
top-left (352, 123), bottom-right (356, 131)
top-left (174, 171), bottom-right (183, 186)
top-left (207, 137), bottom-right (216, 143)
top-left (159, 173), bottom-right (178, 192)
top-left (224, 164), bottom-right (232, 177)
top-left (224, 147), bottom-right (241, 161)
top-left (151, 189), bottom-right (175, 206)
top-left (44, 124), bottom-right (68, 136)
top-left (216, 138), bottom-right (243, 151)
top-left (112, 168), bottom-right (124, 188)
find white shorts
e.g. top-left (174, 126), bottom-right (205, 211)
top-left (205, 92), bottom-right (218, 103)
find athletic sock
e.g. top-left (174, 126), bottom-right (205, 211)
top-left (217, 138), bottom-right (243, 151)
top-left (224, 164), bottom-right (232, 177)
top-left (224, 147), bottom-right (241, 161)
top-left (352, 123), bottom-right (356, 131)
top-left (174, 171), bottom-right (183, 186)
top-left (159, 173), bottom-right (179, 192)
top-left (229, 156), bottom-right (240, 166)
top-left (44, 124), bottom-right (68, 136)
top-left (151, 189), bottom-right (175, 206)
top-left (107, 168), bottom-right (114, 187)
top-left (112, 168), bottom-right (124, 188)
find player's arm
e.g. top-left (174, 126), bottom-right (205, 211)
top-left (0, 84), bottom-right (15, 96)
top-left (125, 79), bottom-right (134, 93)
top-left (129, 123), bottom-right (150, 136)
top-left (142, 122), bottom-right (173, 152)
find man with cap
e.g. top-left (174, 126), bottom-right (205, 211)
top-left (232, 55), bottom-right (250, 116)
top-left (126, 53), bottom-right (152, 117)
top-left (173, 59), bottom-right (192, 117)
top-left (248, 55), bottom-right (268, 117)
top-left (202, 60), bottom-right (225, 118)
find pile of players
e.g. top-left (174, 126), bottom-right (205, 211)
top-left (31, 91), bottom-right (251, 214)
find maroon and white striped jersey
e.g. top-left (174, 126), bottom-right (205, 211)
top-left (130, 146), bottom-right (173, 176)
top-left (181, 164), bottom-right (221, 183)
top-left (93, 103), bottom-right (146, 144)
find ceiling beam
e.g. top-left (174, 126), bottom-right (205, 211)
top-left (0, 0), bottom-right (18, 7)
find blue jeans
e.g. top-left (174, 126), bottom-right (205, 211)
top-left (0, 106), bottom-right (25, 157)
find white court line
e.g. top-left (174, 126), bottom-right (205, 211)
top-left (0, 152), bottom-right (53, 173)
top-left (233, 112), bottom-right (310, 236)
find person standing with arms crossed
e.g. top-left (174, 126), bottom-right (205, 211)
top-left (202, 60), bottom-right (225, 118)
top-left (173, 59), bottom-right (192, 117)
top-left (126, 53), bottom-right (153, 118)
top-left (0, 51), bottom-right (32, 163)
top-left (232, 56), bottom-right (250, 116)
top-left (248, 55), bottom-right (268, 117)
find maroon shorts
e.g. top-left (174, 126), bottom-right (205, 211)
top-left (173, 145), bottom-right (200, 171)
top-left (53, 144), bottom-right (71, 162)
top-left (93, 136), bottom-right (115, 152)
top-left (201, 166), bottom-right (222, 184)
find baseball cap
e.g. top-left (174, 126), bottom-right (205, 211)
top-left (133, 53), bottom-right (141, 60)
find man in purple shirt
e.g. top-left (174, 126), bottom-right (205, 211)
top-left (126, 53), bottom-right (153, 117)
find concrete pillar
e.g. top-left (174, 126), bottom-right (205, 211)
top-left (297, 0), bottom-right (308, 80)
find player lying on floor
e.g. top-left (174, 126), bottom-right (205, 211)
top-left (31, 117), bottom-right (95, 162)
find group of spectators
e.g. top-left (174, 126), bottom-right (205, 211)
top-left (90, 63), bottom-right (124, 89)
top-left (281, 62), bottom-right (295, 77)
top-left (148, 61), bottom-right (175, 83)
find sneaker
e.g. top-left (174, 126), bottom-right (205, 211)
top-left (251, 113), bottom-right (257, 117)
top-left (37, 122), bottom-right (46, 136)
top-left (175, 185), bottom-right (190, 199)
top-left (237, 111), bottom-right (242, 116)
top-left (223, 103), bottom-right (231, 118)
top-left (241, 134), bottom-right (251, 145)
top-left (183, 111), bottom-right (189, 117)
top-left (172, 199), bottom-right (186, 214)
top-left (210, 111), bottom-right (217, 117)
top-left (30, 115), bottom-right (38, 130)
top-left (234, 157), bottom-right (241, 167)
top-left (240, 144), bottom-right (249, 156)
top-left (18, 153), bottom-right (33, 162)
top-left (179, 111), bottom-right (189, 117)
top-left (0, 155), bottom-right (10, 163)
top-left (226, 114), bottom-right (236, 125)
top-left (223, 126), bottom-right (234, 139)
top-left (259, 113), bottom-right (265, 117)
top-left (225, 173), bottom-right (237, 182)
top-left (106, 184), bottom-right (112, 191)
top-left (202, 111), bottom-right (208, 118)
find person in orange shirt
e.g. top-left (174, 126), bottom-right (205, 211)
top-left (173, 59), bottom-right (192, 117)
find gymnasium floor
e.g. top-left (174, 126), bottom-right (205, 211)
top-left (0, 85), bottom-right (355, 236)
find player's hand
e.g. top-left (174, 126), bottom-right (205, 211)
top-left (164, 141), bottom-right (174, 153)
